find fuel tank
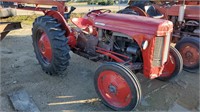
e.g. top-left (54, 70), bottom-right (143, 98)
top-left (93, 13), bottom-right (173, 37)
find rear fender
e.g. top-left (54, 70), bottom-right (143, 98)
top-left (45, 10), bottom-right (77, 47)
top-left (45, 10), bottom-right (71, 36)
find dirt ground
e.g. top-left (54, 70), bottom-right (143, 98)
top-left (0, 24), bottom-right (199, 111)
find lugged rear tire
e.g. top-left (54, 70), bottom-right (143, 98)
top-left (32, 16), bottom-right (70, 75)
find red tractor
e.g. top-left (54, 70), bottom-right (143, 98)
top-left (118, 0), bottom-right (200, 73)
top-left (2, 0), bottom-right (183, 111)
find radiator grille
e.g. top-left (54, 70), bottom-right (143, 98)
top-left (153, 37), bottom-right (164, 66)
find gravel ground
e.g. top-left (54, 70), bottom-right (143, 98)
top-left (0, 24), bottom-right (199, 111)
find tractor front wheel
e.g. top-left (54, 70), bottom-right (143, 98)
top-left (94, 63), bottom-right (142, 111)
top-left (175, 37), bottom-right (199, 73)
top-left (157, 47), bottom-right (183, 81)
top-left (32, 16), bottom-right (70, 75)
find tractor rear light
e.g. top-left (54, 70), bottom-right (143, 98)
top-left (141, 40), bottom-right (148, 50)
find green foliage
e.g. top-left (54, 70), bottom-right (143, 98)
top-left (98, 0), bottom-right (107, 5)
top-left (107, 0), bottom-right (114, 5)
top-left (87, 0), bottom-right (114, 5)
top-left (87, 0), bottom-right (98, 5)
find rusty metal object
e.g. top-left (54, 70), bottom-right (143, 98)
top-left (0, 22), bottom-right (22, 40)
top-left (8, 89), bottom-right (40, 112)
top-left (1, 0), bottom-right (67, 15)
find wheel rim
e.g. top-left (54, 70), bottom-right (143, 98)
top-left (97, 70), bottom-right (132, 108)
top-left (160, 53), bottom-right (176, 77)
top-left (38, 32), bottom-right (52, 64)
top-left (179, 43), bottom-right (199, 68)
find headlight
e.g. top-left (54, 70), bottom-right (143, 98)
top-left (142, 40), bottom-right (148, 50)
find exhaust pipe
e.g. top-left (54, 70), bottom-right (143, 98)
top-left (64, 6), bottom-right (76, 20)
top-left (178, 0), bottom-right (186, 23)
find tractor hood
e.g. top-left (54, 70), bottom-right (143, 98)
top-left (94, 13), bottom-right (173, 36)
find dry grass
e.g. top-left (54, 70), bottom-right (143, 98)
top-left (1, 13), bottom-right (86, 25)
top-left (67, 2), bottom-right (88, 6)
top-left (1, 15), bottom-right (41, 25)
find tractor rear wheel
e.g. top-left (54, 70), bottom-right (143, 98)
top-left (175, 37), bottom-right (199, 73)
top-left (157, 47), bottom-right (183, 81)
top-left (32, 16), bottom-right (70, 75)
top-left (94, 62), bottom-right (142, 111)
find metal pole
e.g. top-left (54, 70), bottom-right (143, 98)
top-left (118, 0), bottom-right (120, 10)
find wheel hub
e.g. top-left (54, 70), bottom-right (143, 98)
top-left (109, 85), bottom-right (117, 94)
top-left (98, 70), bottom-right (132, 108)
top-left (38, 32), bottom-right (52, 63)
top-left (186, 52), bottom-right (192, 59)
top-left (40, 43), bottom-right (45, 52)
top-left (179, 43), bottom-right (199, 67)
top-left (185, 51), bottom-right (193, 60)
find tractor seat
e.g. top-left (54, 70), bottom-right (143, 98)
top-left (144, 5), bottom-right (164, 19)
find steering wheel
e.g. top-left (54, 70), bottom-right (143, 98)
top-left (87, 9), bottom-right (111, 17)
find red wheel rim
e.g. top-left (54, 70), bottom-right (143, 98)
top-left (38, 32), bottom-right (52, 63)
top-left (179, 43), bottom-right (199, 67)
top-left (160, 53), bottom-right (176, 77)
top-left (97, 70), bottom-right (132, 108)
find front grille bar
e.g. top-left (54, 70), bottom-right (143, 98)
top-left (153, 37), bottom-right (164, 66)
